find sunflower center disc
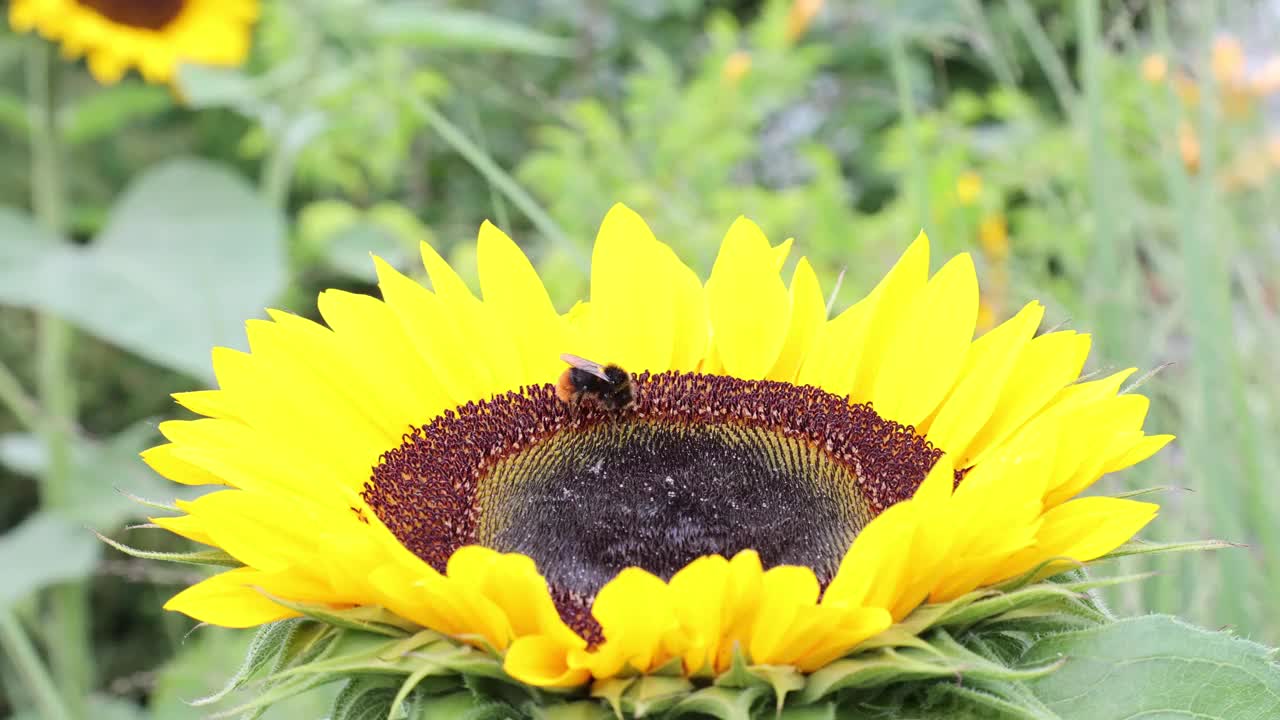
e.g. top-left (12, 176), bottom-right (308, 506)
top-left (77, 0), bottom-right (185, 30)
top-left (363, 371), bottom-right (943, 640)
top-left (476, 419), bottom-right (873, 600)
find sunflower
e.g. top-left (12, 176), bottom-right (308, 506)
top-left (136, 205), bottom-right (1170, 708)
top-left (8, 0), bottom-right (257, 84)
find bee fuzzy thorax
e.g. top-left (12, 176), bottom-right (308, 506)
top-left (556, 354), bottom-right (636, 411)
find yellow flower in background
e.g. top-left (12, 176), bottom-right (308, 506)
top-left (8, 0), bottom-right (258, 84)
top-left (955, 171), bottom-right (983, 206)
top-left (978, 213), bottom-right (1009, 261)
top-left (144, 205), bottom-right (1169, 688)
top-left (1142, 53), bottom-right (1168, 84)
top-left (1179, 121), bottom-right (1201, 173)
top-left (1268, 136), bottom-right (1280, 168)
top-left (1212, 35), bottom-right (1246, 88)
top-left (722, 50), bottom-right (752, 83)
top-left (786, 0), bottom-right (823, 43)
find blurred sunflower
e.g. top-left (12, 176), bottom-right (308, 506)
top-left (141, 205), bottom-right (1169, 694)
top-left (8, 0), bottom-right (257, 84)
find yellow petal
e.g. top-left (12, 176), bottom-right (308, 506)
top-left (316, 289), bottom-right (447, 418)
top-left (771, 237), bottom-right (794, 270)
top-left (171, 390), bottom-right (240, 420)
top-left (748, 565), bottom-right (819, 662)
top-left (587, 204), bottom-right (679, 371)
top-left (476, 221), bottom-right (567, 382)
top-left (150, 513), bottom-right (215, 546)
top-left (706, 217), bottom-right (792, 379)
top-left (581, 567), bottom-right (678, 676)
top-left (984, 497), bottom-right (1158, 584)
top-left (795, 295), bottom-right (874, 395)
top-left (822, 501), bottom-right (919, 612)
top-left (768, 257), bottom-right (826, 382)
top-left (667, 555), bottom-right (731, 674)
top-left (963, 330), bottom-right (1091, 466)
top-left (164, 568), bottom-right (299, 628)
top-left (920, 301), bottom-right (1044, 454)
top-left (848, 231), bottom-right (931, 402)
top-left (867, 253), bottom-right (978, 426)
top-left (1034, 497), bottom-right (1159, 562)
top-left (374, 257), bottom-right (494, 405)
top-left (670, 262), bottom-right (710, 372)
top-left (141, 442), bottom-right (226, 487)
top-left (505, 635), bottom-right (592, 688)
top-left (713, 550), bottom-right (766, 671)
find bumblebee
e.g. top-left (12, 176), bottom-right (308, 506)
top-left (556, 354), bottom-right (635, 411)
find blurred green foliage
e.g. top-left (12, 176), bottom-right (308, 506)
top-left (1, 0), bottom-right (1279, 717)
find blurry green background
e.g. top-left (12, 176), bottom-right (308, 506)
top-left (1, 0), bottom-right (1278, 717)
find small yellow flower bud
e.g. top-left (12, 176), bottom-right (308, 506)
top-left (978, 214), bottom-right (1009, 261)
top-left (955, 172), bottom-right (982, 206)
top-left (1141, 53), bottom-right (1168, 84)
top-left (722, 51), bottom-right (752, 84)
top-left (786, 0), bottom-right (824, 43)
top-left (1212, 35), bottom-right (1245, 87)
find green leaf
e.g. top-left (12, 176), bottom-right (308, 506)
top-left (1020, 615), bottom-right (1280, 719)
top-left (0, 512), bottom-right (99, 609)
top-left (367, 5), bottom-right (574, 57)
top-left (62, 82), bottom-right (174, 145)
top-left (0, 159), bottom-right (287, 380)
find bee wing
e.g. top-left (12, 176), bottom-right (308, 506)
top-left (560, 353), bottom-right (612, 381)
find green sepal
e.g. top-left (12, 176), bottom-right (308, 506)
top-left (592, 675), bottom-right (694, 718)
top-left (1100, 538), bottom-right (1238, 559)
top-left (190, 618), bottom-right (321, 707)
top-left (199, 561), bottom-right (1274, 719)
top-left (665, 685), bottom-right (768, 720)
top-left (330, 675), bottom-right (404, 720)
top-left (258, 593), bottom-right (420, 637)
top-left (95, 530), bottom-right (242, 567)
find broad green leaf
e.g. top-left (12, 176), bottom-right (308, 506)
top-left (0, 512), bottom-right (99, 609)
top-left (1021, 615), bottom-right (1280, 719)
top-left (367, 5), bottom-right (573, 57)
top-left (63, 83), bottom-right (173, 145)
top-left (0, 159), bottom-right (286, 380)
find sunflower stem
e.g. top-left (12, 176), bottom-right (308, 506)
top-left (1078, 0), bottom-right (1134, 365)
top-left (1176, 0), bottom-right (1253, 632)
top-left (0, 611), bottom-right (75, 720)
top-left (886, 22), bottom-right (928, 225)
top-left (0, 357), bottom-right (44, 434)
top-left (24, 39), bottom-right (89, 718)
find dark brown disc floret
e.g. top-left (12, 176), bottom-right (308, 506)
top-left (77, 0), bottom-right (186, 29)
top-left (362, 371), bottom-right (943, 642)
